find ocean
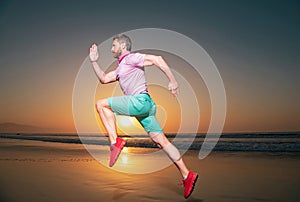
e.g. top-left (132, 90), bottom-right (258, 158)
top-left (1, 132), bottom-right (299, 152)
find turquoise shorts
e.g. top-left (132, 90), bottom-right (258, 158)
top-left (108, 93), bottom-right (163, 133)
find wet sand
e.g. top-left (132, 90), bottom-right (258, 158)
top-left (0, 138), bottom-right (299, 201)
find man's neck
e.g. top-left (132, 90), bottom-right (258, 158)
top-left (118, 51), bottom-right (130, 64)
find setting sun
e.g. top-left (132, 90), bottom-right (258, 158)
top-left (117, 116), bottom-right (134, 127)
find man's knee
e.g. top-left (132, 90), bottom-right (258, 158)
top-left (96, 99), bottom-right (109, 112)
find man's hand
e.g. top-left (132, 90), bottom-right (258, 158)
top-left (168, 81), bottom-right (179, 97)
top-left (89, 43), bottom-right (99, 62)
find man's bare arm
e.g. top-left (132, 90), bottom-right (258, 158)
top-left (90, 61), bottom-right (117, 84)
top-left (90, 44), bottom-right (117, 84)
top-left (144, 54), bottom-right (179, 97)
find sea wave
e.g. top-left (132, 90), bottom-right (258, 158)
top-left (0, 133), bottom-right (299, 152)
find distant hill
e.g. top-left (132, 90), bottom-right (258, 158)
top-left (0, 122), bottom-right (53, 134)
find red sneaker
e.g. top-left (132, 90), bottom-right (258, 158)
top-left (182, 171), bottom-right (198, 199)
top-left (109, 137), bottom-right (126, 167)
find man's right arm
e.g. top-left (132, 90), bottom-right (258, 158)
top-left (144, 54), bottom-right (179, 97)
top-left (90, 61), bottom-right (117, 84)
top-left (90, 44), bottom-right (117, 84)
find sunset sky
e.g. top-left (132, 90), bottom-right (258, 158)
top-left (0, 0), bottom-right (299, 133)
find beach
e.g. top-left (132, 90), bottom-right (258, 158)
top-left (0, 138), bottom-right (299, 202)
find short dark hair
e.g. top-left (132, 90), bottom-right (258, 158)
top-left (113, 34), bottom-right (132, 51)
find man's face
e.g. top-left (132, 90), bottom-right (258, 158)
top-left (111, 39), bottom-right (122, 58)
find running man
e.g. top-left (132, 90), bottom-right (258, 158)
top-left (89, 34), bottom-right (198, 199)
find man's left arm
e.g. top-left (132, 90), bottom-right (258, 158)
top-left (144, 54), bottom-right (179, 97)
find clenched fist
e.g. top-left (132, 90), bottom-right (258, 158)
top-left (168, 81), bottom-right (179, 97)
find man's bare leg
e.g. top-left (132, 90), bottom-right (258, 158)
top-left (96, 99), bottom-right (117, 144)
top-left (150, 132), bottom-right (189, 179)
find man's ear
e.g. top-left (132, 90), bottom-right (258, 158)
top-left (121, 42), bottom-right (126, 50)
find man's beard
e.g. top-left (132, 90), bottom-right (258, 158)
top-left (113, 49), bottom-right (122, 58)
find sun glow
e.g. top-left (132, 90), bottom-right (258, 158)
top-left (117, 116), bottom-right (133, 127)
top-left (121, 155), bottom-right (128, 164)
top-left (121, 147), bottom-right (129, 164)
top-left (116, 116), bottom-right (145, 134)
top-left (122, 147), bottom-right (129, 153)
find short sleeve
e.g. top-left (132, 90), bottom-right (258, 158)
top-left (125, 53), bottom-right (145, 67)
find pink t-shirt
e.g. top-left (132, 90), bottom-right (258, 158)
top-left (116, 52), bottom-right (148, 95)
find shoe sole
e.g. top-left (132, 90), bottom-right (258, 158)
top-left (109, 140), bottom-right (126, 167)
top-left (185, 174), bottom-right (198, 199)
